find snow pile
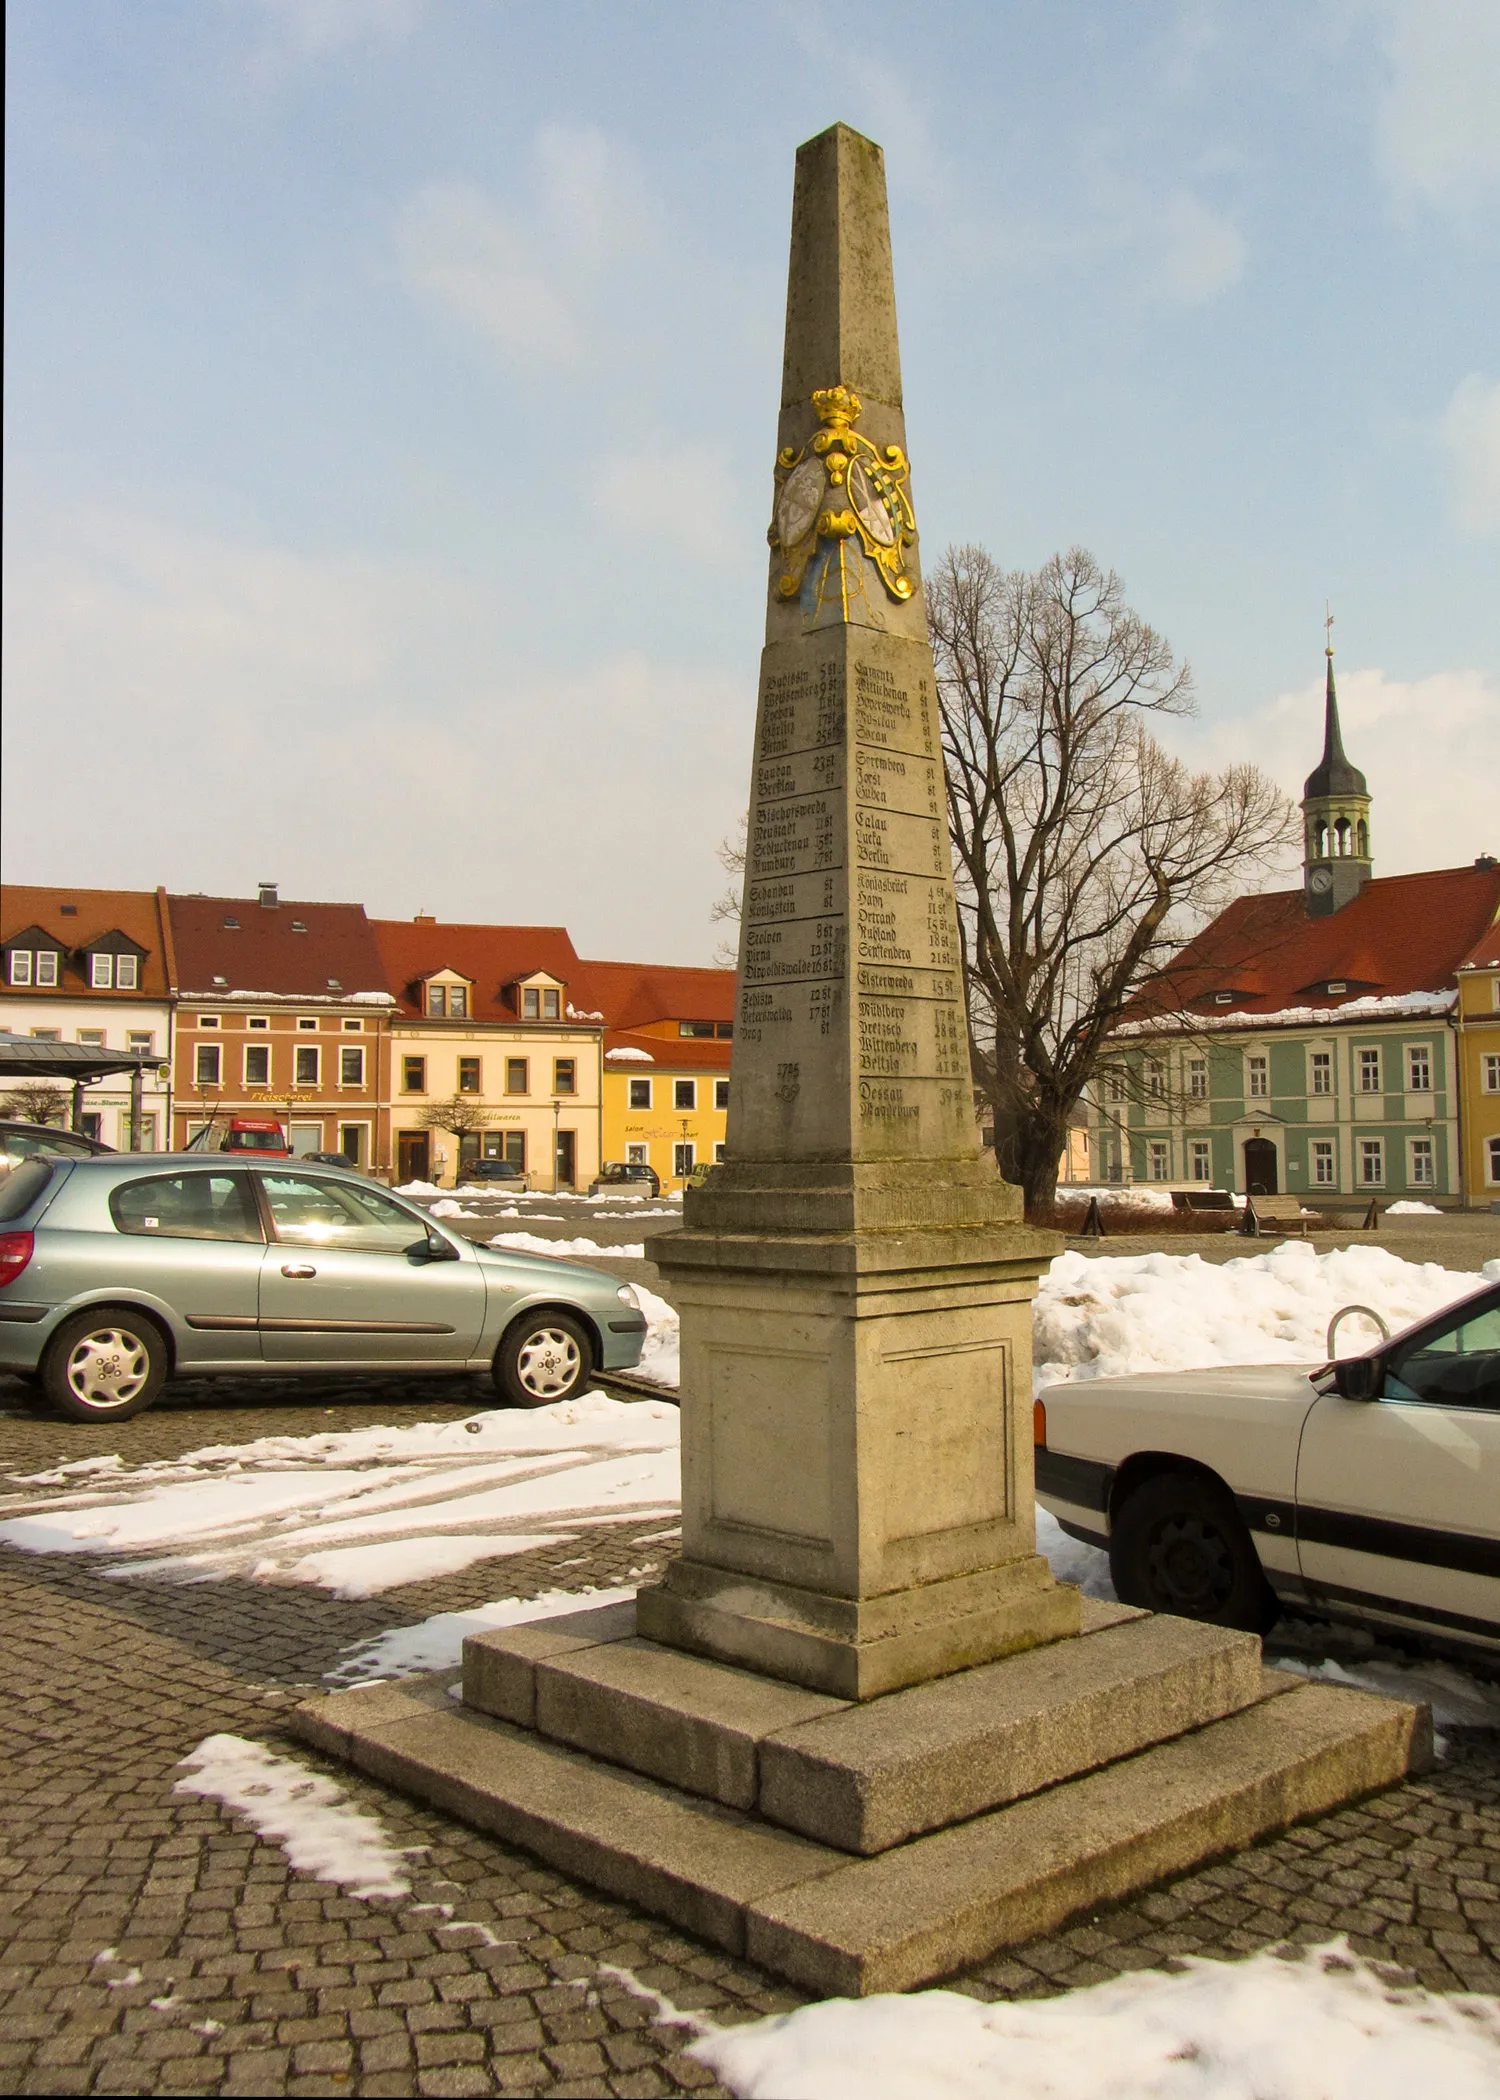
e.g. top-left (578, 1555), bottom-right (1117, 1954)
top-left (394, 1179), bottom-right (442, 1196)
top-left (1034, 1243), bottom-right (1495, 1391)
top-left (488, 1232), bottom-right (644, 1259)
top-left (1275, 1655), bottom-right (1500, 1736)
top-left (1058, 1185), bottom-right (1176, 1211)
top-left (175, 1736), bottom-right (412, 1898)
top-left (1386, 1200), bottom-right (1442, 1216)
top-left (632, 1283), bottom-right (681, 1387)
top-left (428, 1199), bottom-right (481, 1219)
top-left (1120, 988), bottom-right (1457, 1035)
top-left (605, 1046), bottom-right (655, 1062)
top-left (692, 1940), bottom-right (1500, 2100)
top-left (330, 1583), bottom-right (637, 1685)
top-left (0, 1394), bottom-right (680, 1595)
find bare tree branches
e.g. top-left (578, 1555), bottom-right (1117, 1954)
top-left (930, 544), bottom-right (1296, 1208)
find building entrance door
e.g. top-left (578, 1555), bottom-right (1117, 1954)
top-left (555, 1129), bottom-right (575, 1188)
top-left (1243, 1137), bottom-right (1278, 1195)
top-left (398, 1131), bottom-right (430, 1184)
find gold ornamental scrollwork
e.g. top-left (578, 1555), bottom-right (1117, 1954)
top-left (768, 385), bottom-right (916, 604)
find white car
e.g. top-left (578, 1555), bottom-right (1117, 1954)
top-left (1034, 1280), bottom-right (1500, 1660)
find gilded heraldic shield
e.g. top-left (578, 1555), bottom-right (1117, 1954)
top-left (768, 386), bottom-right (917, 606)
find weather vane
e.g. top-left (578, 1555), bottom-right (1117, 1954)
top-left (1325, 601), bottom-right (1335, 654)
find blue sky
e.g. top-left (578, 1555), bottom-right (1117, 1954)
top-left (4, 0), bottom-right (1497, 963)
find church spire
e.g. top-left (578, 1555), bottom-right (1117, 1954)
top-left (1301, 608), bottom-right (1372, 917)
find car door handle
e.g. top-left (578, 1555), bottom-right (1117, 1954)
top-left (280, 1263), bottom-right (317, 1278)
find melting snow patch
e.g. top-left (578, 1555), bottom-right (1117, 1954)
top-left (1385, 1200), bottom-right (1442, 1215)
top-left (487, 1231), bottom-right (645, 1258)
top-left (329, 1584), bottom-right (638, 1684)
top-left (691, 1940), bottom-right (1500, 2100)
top-left (175, 1735), bottom-right (412, 1898)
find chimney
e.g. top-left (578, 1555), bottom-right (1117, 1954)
top-left (258, 882), bottom-right (279, 909)
top-left (413, 911), bottom-right (435, 923)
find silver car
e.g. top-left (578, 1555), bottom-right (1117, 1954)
top-left (0, 1155), bottom-right (648, 1423)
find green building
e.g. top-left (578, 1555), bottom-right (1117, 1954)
top-left (1092, 647), bottom-right (1500, 1208)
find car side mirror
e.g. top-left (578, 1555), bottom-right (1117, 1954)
top-left (409, 1234), bottom-right (461, 1263)
top-left (1333, 1354), bottom-right (1383, 1402)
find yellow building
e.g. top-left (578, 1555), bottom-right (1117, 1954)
top-left (1456, 916), bottom-right (1500, 1207)
top-left (583, 961), bottom-right (735, 1192)
top-left (374, 921), bottom-right (604, 1190)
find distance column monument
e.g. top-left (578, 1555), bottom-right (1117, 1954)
top-left (295, 123), bottom-right (1429, 1998)
top-left (637, 122), bottom-right (1078, 1697)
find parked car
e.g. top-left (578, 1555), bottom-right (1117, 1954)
top-left (184, 1117), bottom-right (292, 1158)
top-left (1035, 1282), bottom-right (1500, 1660)
top-left (0, 1155), bottom-right (647, 1423)
top-left (302, 1151), bottom-right (368, 1172)
top-left (0, 1121), bottom-right (114, 1180)
top-left (589, 1161), bottom-right (661, 1197)
top-left (464, 1159), bottom-right (531, 1190)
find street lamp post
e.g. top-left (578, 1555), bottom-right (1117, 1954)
top-left (552, 1095), bottom-right (562, 1195)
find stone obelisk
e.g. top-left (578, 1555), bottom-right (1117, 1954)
top-left (640, 124), bottom-right (1079, 1697)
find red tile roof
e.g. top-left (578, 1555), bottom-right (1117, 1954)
top-left (605, 1028), bottom-right (731, 1071)
top-left (0, 885), bottom-right (171, 998)
top-left (1458, 916), bottom-right (1500, 973)
top-left (1130, 864), bottom-right (1500, 1025)
top-left (168, 894), bottom-right (390, 1001)
top-left (576, 959), bottom-right (736, 1030)
top-left (371, 921), bottom-right (584, 1021)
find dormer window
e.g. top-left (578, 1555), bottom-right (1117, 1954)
top-left (223, 916), bottom-right (240, 930)
top-left (3, 927), bottom-right (65, 989)
top-left (424, 974), bottom-right (471, 1019)
top-left (522, 987), bottom-right (560, 1020)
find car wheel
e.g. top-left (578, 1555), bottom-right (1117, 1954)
top-left (495, 1312), bottom-right (594, 1409)
top-left (1109, 1472), bottom-right (1278, 1633)
top-left (43, 1309), bottom-right (168, 1424)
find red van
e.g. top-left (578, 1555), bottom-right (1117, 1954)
top-left (221, 1117), bottom-right (291, 1158)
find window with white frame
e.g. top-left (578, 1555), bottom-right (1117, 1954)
top-left (715, 1079), bottom-right (730, 1111)
top-left (1489, 1135), bottom-right (1500, 1184)
top-left (295, 1045), bottom-right (320, 1086)
top-left (1188, 1059), bottom-right (1207, 1100)
top-left (1247, 1054), bottom-right (1268, 1099)
top-left (195, 1043), bottom-right (222, 1088)
top-left (1359, 1137), bottom-right (1384, 1186)
top-left (7, 951), bottom-right (33, 987)
top-left (1147, 1059), bottom-right (1166, 1102)
top-left (673, 1142), bottom-right (695, 1178)
top-left (116, 955), bottom-right (139, 990)
top-left (244, 1044), bottom-right (271, 1087)
top-left (626, 1143), bottom-right (648, 1165)
top-left (1190, 1140), bottom-right (1211, 1183)
top-left (127, 1031), bottom-right (153, 1054)
top-left (1408, 1138), bottom-right (1435, 1187)
top-left (340, 1046), bottom-right (365, 1087)
top-left (674, 1078), bottom-right (697, 1111)
top-left (1103, 1067), bottom-right (1125, 1105)
top-left (1312, 1141), bottom-right (1335, 1186)
top-left (1483, 1054), bottom-right (1500, 1094)
top-left (628, 1077), bottom-right (651, 1110)
top-left (90, 953), bottom-right (114, 989)
top-left (297, 1016), bottom-right (318, 1032)
top-left (1147, 1140), bottom-right (1169, 1181)
top-left (1310, 1050), bottom-right (1332, 1095)
top-left (197, 1014), bottom-right (220, 1028)
top-left (343, 1018), bottom-right (363, 1032)
top-left (247, 1015), bottom-right (269, 1030)
top-left (1407, 1045), bottom-right (1432, 1092)
top-left (1358, 1048), bottom-right (1381, 1092)
top-left (78, 1029), bottom-right (105, 1048)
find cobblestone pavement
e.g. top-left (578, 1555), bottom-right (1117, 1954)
top-left (1, 1377), bottom-right (1497, 2097)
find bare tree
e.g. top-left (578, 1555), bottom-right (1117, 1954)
top-left (1, 1083), bottom-right (71, 1127)
top-left (929, 545), bottom-right (1296, 1211)
top-left (419, 1095), bottom-right (494, 1144)
top-left (709, 815), bottom-right (747, 968)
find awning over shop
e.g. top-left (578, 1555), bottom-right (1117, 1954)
top-left (0, 1032), bottom-right (166, 1080)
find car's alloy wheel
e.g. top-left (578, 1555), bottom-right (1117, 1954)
top-left (497, 1312), bottom-right (593, 1409)
top-left (44, 1310), bottom-right (168, 1423)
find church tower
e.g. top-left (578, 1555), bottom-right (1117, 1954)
top-left (1302, 625), bottom-right (1371, 918)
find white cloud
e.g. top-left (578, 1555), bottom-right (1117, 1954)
top-left (1157, 190), bottom-right (1247, 304)
top-left (394, 127), bottom-right (655, 373)
top-left (250, 0), bottom-right (423, 57)
top-left (1187, 662), bottom-right (1500, 877)
top-left (1439, 372), bottom-right (1500, 532)
top-left (0, 499), bottom-right (746, 962)
top-left (1376, 0), bottom-right (1500, 218)
top-left (591, 441), bottom-right (743, 565)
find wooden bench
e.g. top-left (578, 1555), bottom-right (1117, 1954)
top-left (1241, 1193), bottom-right (1320, 1236)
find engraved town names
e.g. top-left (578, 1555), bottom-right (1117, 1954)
top-left (730, 625), bottom-right (973, 1162)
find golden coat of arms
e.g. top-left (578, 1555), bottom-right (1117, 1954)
top-left (768, 386), bottom-right (917, 609)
